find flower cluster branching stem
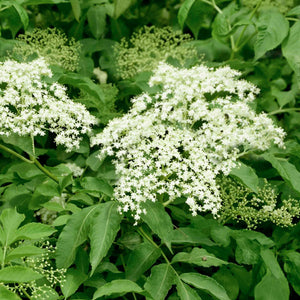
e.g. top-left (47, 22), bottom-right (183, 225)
top-left (20, 287), bottom-right (32, 300)
top-left (0, 143), bottom-right (74, 194)
top-left (0, 144), bottom-right (33, 164)
top-left (268, 108), bottom-right (300, 115)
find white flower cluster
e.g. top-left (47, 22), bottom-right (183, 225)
top-left (91, 63), bottom-right (285, 221)
top-left (0, 58), bottom-right (97, 151)
top-left (35, 194), bottom-right (67, 224)
top-left (65, 162), bottom-right (84, 177)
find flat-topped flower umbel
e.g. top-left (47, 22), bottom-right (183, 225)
top-left (0, 58), bottom-right (97, 152)
top-left (91, 63), bottom-right (285, 222)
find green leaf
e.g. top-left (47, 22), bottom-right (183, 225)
top-left (286, 5), bottom-right (300, 16)
top-left (93, 279), bottom-right (143, 299)
top-left (235, 237), bottom-right (260, 265)
top-left (255, 249), bottom-right (290, 300)
top-left (172, 248), bottom-right (228, 268)
top-left (171, 227), bottom-right (215, 246)
top-left (212, 2), bottom-right (238, 43)
top-left (213, 268), bottom-right (239, 300)
top-left (0, 266), bottom-right (43, 283)
top-left (141, 201), bottom-right (173, 251)
top-left (282, 22), bottom-right (300, 85)
top-left (210, 226), bottom-right (231, 247)
top-left (1, 134), bottom-right (34, 156)
top-left (71, 0), bottom-right (81, 21)
top-left (0, 208), bottom-right (24, 246)
top-left (69, 193), bottom-right (94, 206)
top-left (254, 10), bottom-right (289, 60)
top-left (61, 268), bottom-right (88, 298)
top-left (86, 150), bottom-right (103, 171)
top-left (97, 261), bottom-right (122, 274)
top-left (254, 272), bottom-right (289, 300)
top-left (81, 177), bottom-right (113, 197)
top-left (56, 205), bottom-right (99, 268)
top-left (17, 223), bottom-right (56, 240)
top-left (126, 242), bottom-right (161, 281)
top-left (59, 73), bottom-right (105, 103)
top-left (87, 5), bottom-right (106, 39)
top-left (89, 201), bottom-right (122, 274)
top-left (230, 162), bottom-right (259, 193)
top-left (180, 273), bottom-right (230, 300)
top-left (52, 215), bottom-right (71, 227)
top-left (262, 154), bottom-right (300, 193)
top-left (178, 0), bottom-right (196, 29)
top-left (271, 87), bottom-right (295, 108)
top-left (192, 38), bottom-right (231, 61)
top-left (23, 0), bottom-right (68, 3)
top-left (59, 173), bottom-right (73, 192)
top-left (144, 264), bottom-right (175, 300)
top-left (234, 230), bottom-right (274, 248)
top-left (230, 265), bottom-right (252, 295)
top-left (6, 245), bottom-right (44, 261)
top-left (42, 201), bottom-right (65, 212)
top-left (0, 286), bottom-right (22, 300)
top-left (118, 231), bottom-right (142, 250)
top-left (0, 5), bottom-right (22, 38)
top-left (12, 3), bottom-right (29, 29)
top-left (261, 249), bottom-right (286, 278)
top-left (113, 0), bottom-right (133, 19)
top-left (176, 279), bottom-right (202, 300)
top-left (184, 0), bottom-right (213, 38)
top-left (283, 251), bottom-right (300, 295)
top-left (33, 180), bottom-right (60, 199)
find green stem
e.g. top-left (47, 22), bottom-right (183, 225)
top-left (234, 0), bottom-right (263, 54)
top-left (20, 287), bottom-right (32, 300)
top-left (0, 6), bottom-right (10, 12)
top-left (31, 135), bottom-right (36, 158)
top-left (137, 227), bottom-right (171, 265)
top-left (220, 216), bottom-right (232, 225)
top-left (132, 292), bottom-right (137, 300)
top-left (0, 144), bottom-right (33, 164)
top-left (202, 0), bottom-right (236, 56)
top-left (30, 156), bottom-right (59, 184)
top-left (32, 157), bottom-right (73, 194)
top-left (1, 244), bottom-right (7, 269)
top-left (234, 31), bottom-right (257, 53)
top-left (286, 17), bottom-right (299, 22)
top-left (163, 199), bottom-right (173, 207)
top-left (268, 108), bottom-right (300, 115)
top-left (236, 149), bottom-right (252, 159)
top-left (0, 144), bottom-right (73, 193)
top-left (137, 228), bottom-right (182, 281)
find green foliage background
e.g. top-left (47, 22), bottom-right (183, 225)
top-left (1, 0), bottom-right (300, 299)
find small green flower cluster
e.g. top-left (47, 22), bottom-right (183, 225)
top-left (12, 28), bottom-right (80, 71)
top-left (114, 26), bottom-right (198, 79)
top-left (218, 177), bottom-right (300, 229)
top-left (3, 241), bottom-right (66, 299)
top-left (242, 0), bottom-right (294, 14)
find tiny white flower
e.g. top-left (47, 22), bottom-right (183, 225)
top-left (92, 62), bottom-right (285, 221)
top-left (0, 58), bottom-right (97, 151)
